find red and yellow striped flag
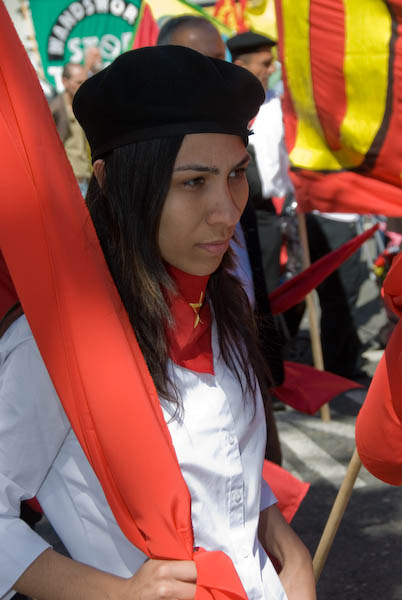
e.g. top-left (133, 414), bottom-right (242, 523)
top-left (275, 0), bottom-right (402, 215)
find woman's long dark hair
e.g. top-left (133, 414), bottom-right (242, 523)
top-left (86, 136), bottom-right (272, 410)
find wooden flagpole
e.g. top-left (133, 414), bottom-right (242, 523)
top-left (313, 447), bottom-right (362, 581)
top-left (297, 213), bottom-right (331, 421)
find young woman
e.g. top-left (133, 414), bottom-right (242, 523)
top-left (0, 46), bottom-right (315, 600)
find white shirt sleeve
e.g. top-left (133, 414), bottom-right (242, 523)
top-left (260, 477), bottom-right (277, 512)
top-left (0, 317), bottom-right (70, 599)
top-left (249, 96), bottom-right (293, 199)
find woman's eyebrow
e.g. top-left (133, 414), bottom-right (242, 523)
top-left (235, 154), bottom-right (251, 168)
top-left (174, 164), bottom-right (220, 174)
top-left (174, 153), bottom-right (250, 174)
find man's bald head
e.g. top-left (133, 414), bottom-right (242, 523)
top-left (157, 16), bottom-right (225, 60)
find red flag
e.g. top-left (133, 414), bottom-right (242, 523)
top-left (263, 459), bottom-right (310, 523)
top-left (275, 0), bottom-right (402, 215)
top-left (274, 362), bottom-right (364, 414)
top-left (269, 224), bottom-right (378, 315)
top-left (132, 2), bottom-right (159, 49)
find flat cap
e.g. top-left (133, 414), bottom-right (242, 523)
top-left (227, 32), bottom-right (276, 60)
top-left (73, 45), bottom-right (265, 161)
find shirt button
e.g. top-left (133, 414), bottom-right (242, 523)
top-left (233, 490), bottom-right (242, 503)
top-left (228, 434), bottom-right (235, 446)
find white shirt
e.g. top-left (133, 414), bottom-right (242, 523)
top-left (249, 92), bottom-right (293, 199)
top-left (0, 316), bottom-right (287, 600)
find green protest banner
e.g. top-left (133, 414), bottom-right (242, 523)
top-left (30, 0), bottom-right (141, 92)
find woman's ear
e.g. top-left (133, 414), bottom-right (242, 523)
top-left (93, 159), bottom-right (105, 187)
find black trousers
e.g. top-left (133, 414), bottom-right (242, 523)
top-left (306, 214), bottom-right (368, 378)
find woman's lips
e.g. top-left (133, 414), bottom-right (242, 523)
top-left (197, 239), bottom-right (231, 255)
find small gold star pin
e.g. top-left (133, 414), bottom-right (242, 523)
top-left (189, 291), bottom-right (204, 329)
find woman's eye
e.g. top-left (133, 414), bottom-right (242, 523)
top-left (229, 167), bottom-right (247, 180)
top-left (183, 177), bottom-right (204, 189)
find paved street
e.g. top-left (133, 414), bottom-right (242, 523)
top-left (279, 394), bottom-right (402, 599)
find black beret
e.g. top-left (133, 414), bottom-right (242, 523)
top-left (227, 32), bottom-right (276, 60)
top-left (73, 45), bottom-right (265, 161)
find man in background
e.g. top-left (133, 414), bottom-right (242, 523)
top-left (228, 32), bottom-right (366, 379)
top-left (227, 32), bottom-right (292, 294)
top-left (157, 14), bottom-right (225, 59)
top-left (228, 31), bottom-right (276, 90)
top-left (50, 63), bottom-right (92, 196)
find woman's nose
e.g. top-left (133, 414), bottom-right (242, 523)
top-left (206, 186), bottom-right (243, 227)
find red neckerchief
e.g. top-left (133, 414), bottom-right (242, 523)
top-left (165, 264), bottom-right (214, 375)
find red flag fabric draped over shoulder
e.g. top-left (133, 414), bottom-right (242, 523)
top-left (275, 0), bottom-right (402, 215)
top-left (0, 6), bottom-right (248, 598)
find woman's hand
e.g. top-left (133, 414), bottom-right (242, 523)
top-left (259, 505), bottom-right (316, 600)
top-left (120, 559), bottom-right (197, 600)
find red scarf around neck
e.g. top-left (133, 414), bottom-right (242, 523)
top-left (0, 8), bottom-right (247, 600)
top-left (164, 264), bottom-right (214, 375)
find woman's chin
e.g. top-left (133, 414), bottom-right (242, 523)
top-left (171, 258), bottom-right (222, 277)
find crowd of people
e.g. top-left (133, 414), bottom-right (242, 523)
top-left (0, 10), bottom-right (400, 600)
